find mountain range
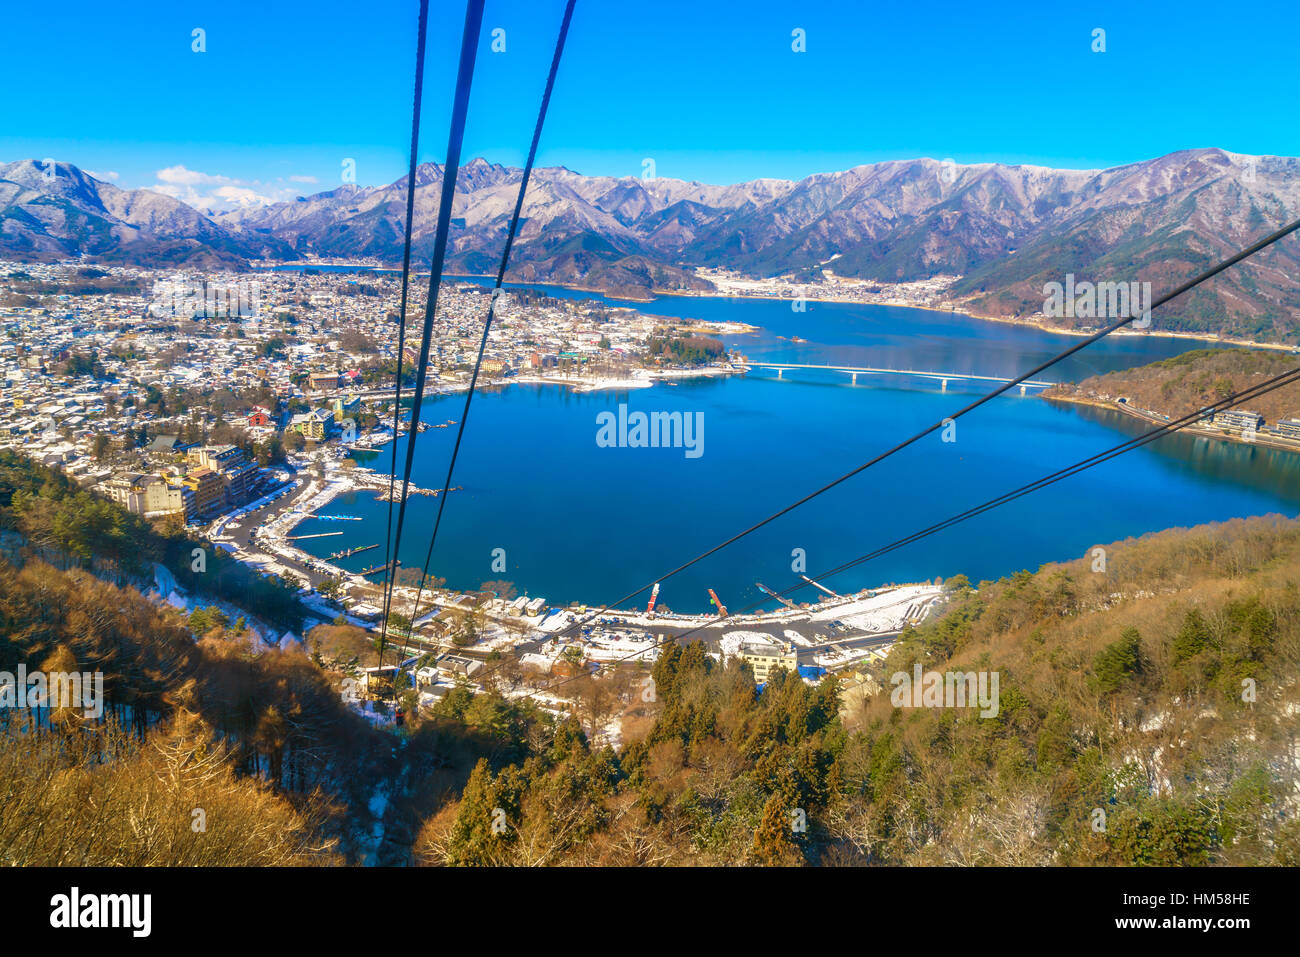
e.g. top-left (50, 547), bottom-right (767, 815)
top-left (5, 149), bottom-right (1300, 341)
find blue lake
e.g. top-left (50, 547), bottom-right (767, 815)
top-left (291, 280), bottom-right (1300, 613)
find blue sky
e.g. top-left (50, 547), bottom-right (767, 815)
top-left (3, 0), bottom-right (1297, 208)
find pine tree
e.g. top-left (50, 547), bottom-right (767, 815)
top-left (1171, 608), bottom-right (1212, 663)
top-left (750, 793), bottom-right (802, 866)
top-left (1092, 627), bottom-right (1142, 693)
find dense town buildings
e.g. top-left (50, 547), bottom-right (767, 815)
top-left (0, 261), bottom-right (741, 535)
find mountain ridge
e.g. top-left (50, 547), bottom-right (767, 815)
top-left (4, 149), bottom-right (1300, 340)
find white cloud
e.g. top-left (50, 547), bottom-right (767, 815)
top-left (146, 165), bottom-right (321, 213)
top-left (155, 164), bottom-right (235, 187)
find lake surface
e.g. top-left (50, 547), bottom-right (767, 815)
top-left (292, 279), bottom-right (1300, 613)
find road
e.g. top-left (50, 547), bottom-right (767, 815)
top-left (213, 462), bottom-right (344, 589)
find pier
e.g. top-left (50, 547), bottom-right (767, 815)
top-left (329, 543), bottom-right (379, 560)
top-left (800, 574), bottom-right (839, 598)
top-left (755, 582), bottom-right (798, 609)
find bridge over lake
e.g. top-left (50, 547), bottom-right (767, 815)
top-left (739, 362), bottom-right (1054, 393)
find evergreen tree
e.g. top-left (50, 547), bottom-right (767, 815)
top-left (1171, 608), bottom-right (1212, 663)
top-left (750, 793), bottom-right (802, 866)
top-left (1092, 627), bottom-right (1143, 693)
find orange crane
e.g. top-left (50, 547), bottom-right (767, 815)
top-left (707, 588), bottom-right (728, 617)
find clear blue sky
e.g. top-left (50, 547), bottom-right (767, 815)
top-left (3, 0), bottom-right (1297, 203)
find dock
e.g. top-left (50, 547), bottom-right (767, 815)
top-left (329, 543), bottom-right (379, 560)
top-left (800, 574), bottom-right (839, 598)
top-left (359, 560), bottom-right (396, 577)
top-left (286, 531), bottom-right (343, 540)
top-left (756, 582), bottom-right (798, 609)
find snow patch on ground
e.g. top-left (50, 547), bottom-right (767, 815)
top-left (718, 630), bottom-right (777, 658)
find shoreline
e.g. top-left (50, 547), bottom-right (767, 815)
top-left (267, 459), bottom-right (933, 626)
top-left (265, 261), bottom-right (1295, 354)
top-left (245, 380), bottom-right (1300, 622)
top-left (236, 262), bottom-right (1300, 613)
top-left (654, 283), bottom-right (1298, 354)
top-left (1042, 391), bottom-right (1300, 456)
top-left (262, 372), bottom-right (1300, 619)
top-left (951, 305), bottom-right (1300, 354)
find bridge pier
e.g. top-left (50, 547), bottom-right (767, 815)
top-left (1020, 384), bottom-right (1027, 396)
top-left (941, 378), bottom-right (948, 392)
top-left (851, 372), bottom-right (857, 385)
top-left (777, 368), bottom-right (783, 379)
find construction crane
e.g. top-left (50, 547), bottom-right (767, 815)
top-left (707, 588), bottom-right (728, 617)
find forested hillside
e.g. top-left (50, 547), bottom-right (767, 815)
top-left (415, 515), bottom-right (1300, 866)
top-left (0, 450), bottom-right (374, 863)
top-left (2, 445), bottom-right (1297, 866)
top-left (0, 450), bottom-right (305, 631)
top-left (0, 549), bottom-right (389, 863)
top-left (1044, 348), bottom-right (1300, 423)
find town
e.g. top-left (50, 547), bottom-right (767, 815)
top-left (693, 266), bottom-right (963, 310)
top-left (0, 259), bottom-right (746, 523)
top-left (0, 259), bottom-right (939, 740)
